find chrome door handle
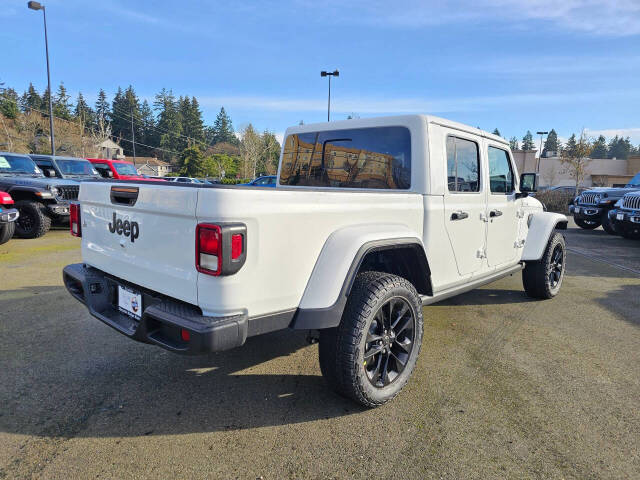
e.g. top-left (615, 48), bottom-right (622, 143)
top-left (450, 211), bottom-right (469, 221)
top-left (489, 210), bottom-right (503, 218)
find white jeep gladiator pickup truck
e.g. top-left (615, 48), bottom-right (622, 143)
top-left (63, 115), bottom-right (567, 407)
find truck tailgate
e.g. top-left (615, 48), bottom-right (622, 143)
top-left (79, 182), bottom-right (198, 305)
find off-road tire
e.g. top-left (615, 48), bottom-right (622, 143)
top-left (14, 200), bottom-right (51, 239)
top-left (601, 212), bottom-right (618, 235)
top-left (0, 221), bottom-right (15, 245)
top-left (522, 232), bottom-right (566, 299)
top-left (574, 217), bottom-right (600, 229)
top-left (319, 271), bottom-right (424, 407)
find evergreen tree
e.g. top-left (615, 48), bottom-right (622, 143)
top-left (607, 136), bottom-right (633, 159)
top-left (139, 99), bottom-right (155, 154)
top-left (53, 82), bottom-right (72, 120)
top-left (154, 88), bottom-right (182, 161)
top-left (180, 96), bottom-right (204, 146)
top-left (207, 107), bottom-right (236, 145)
top-left (0, 85), bottom-right (20, 119)
top-left (110, 86), bottom-right (142, 156)
top-left (521, 130), bottom-right (534, 150)
top-left (563, 134), bottom-right (578, 157)
top-left (41, 87), bottom-right (51, 114)
top-left (590, 135), bottom-right (608, 158)
top-left (20, 83), bottom-right (42, 112)
top-left (74, 92), bottom-right (93, 129)
top-left (509, 137), bottom-right (519, 150)
top-left (542, 129), bottom-right (559, 156)
top-left (492, 128), bottom-right (501, 137)
top-left (179, 145), bottom-right (205, 176)
top-left (95, 89), bottom-right (109, 123)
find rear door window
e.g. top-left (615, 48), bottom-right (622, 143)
top-left (446, 136), bottom-right (480, 192)
top-left (280, 126), bottom-right (411, 189)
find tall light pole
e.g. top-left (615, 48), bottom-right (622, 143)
top-left (536, 131), bottom-right (548, 174)
top-left (28, 1), bottom-right (55, 156)
top-left (320, 70), bottom-right (339, 122)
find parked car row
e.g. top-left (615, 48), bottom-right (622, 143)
top-left (0, 151), bottom-right (278, 243)
top-left (571, 171), bottom-right (640, 240)
top-left (0, 152), bottom-right (172, 242)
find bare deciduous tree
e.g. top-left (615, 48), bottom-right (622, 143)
top-left (559, 131), bottom-right (593, 196)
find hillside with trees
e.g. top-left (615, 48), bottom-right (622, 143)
top-left (0, 80), bottom-right (281, 179)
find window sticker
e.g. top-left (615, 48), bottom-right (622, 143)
top-left (0, 157), bottom-right (10, 168)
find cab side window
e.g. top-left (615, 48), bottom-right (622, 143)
top-left (446, 136), bottom-right (480, 192)
top-left (93, 164), bottom-right (111, 178)
top-left (488, 147), bottom-right (514, 194)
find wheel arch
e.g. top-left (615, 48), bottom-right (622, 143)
top-left (521, 212), bottom-right (568, 261)
top-left (290, 224), bottom-right (431, 330)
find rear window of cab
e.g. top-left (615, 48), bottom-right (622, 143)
top-left (279, 126), bottom-right (411, 189)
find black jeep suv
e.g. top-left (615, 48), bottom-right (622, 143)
top-left (0, 152), bottom-right (80, 238)
top-left (572, 172), bottom-right (640, 234)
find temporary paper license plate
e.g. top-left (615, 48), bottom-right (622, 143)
top-left (617, 213), bottom-right (624, 220)
top-left (118, 285), bottom-right (142, 320)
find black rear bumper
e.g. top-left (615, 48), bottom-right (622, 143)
top-left (62, 263), bottom-right (248, 354)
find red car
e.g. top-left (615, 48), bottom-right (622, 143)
top-left (88, 159), bottom-right (165, 182)
top-left (0, 191), bottom-right (19, 245)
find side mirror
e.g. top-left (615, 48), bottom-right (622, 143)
top-left (519, 172), bottom-right (538, 193)
top-left (43, 168), bottom-right (56, 177)
top-left (105, 170), bottom-right (114, 178)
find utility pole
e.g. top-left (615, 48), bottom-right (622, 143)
top-left (28, 1), bottom-right (55, 155)
top-left (130, 104), bottom-right (136, 163)
top-left (320, 70), bottom-right (339, 122)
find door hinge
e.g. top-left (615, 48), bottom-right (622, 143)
top-left (480, 212), bottom-right (488, 223)
top-left (476, 248), bottom-right (486, 258)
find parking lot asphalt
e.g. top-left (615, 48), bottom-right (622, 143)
top-left (1, 222), bottom-right (639, 480)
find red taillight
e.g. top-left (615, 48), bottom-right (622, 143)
top-left (70, 203), bottom-right (81, 237)
top-left (0, 192), bottom-right (13, 205)
top-left (196, 223), bottom-right (247, 276)
top-left (196, 224), bottom-right (222, 275)
top-left (231, 233), bottom-right (243, 260)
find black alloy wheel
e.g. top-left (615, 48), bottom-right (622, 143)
top-left (549, 245), bottom-right (564, 289)
top-left (364, 297), bottom-right (415, 388)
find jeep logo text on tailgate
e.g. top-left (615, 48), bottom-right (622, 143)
top-left (108, 212), bottom-right (139, 243)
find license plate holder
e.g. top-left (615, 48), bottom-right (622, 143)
top-left (118, 285), bottom-right (142, 320)
top-left (574, 207), bottom-right (580, 214)
top-left (617, 213), bottom-right (624, 221)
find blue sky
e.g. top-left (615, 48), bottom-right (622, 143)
top-left (2, 0), bottom-right (639, 145)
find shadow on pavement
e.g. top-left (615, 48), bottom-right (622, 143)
top-left (594, 283), bottom-right (640, 327)
top-left (0, 286), bottom-right (363, 439)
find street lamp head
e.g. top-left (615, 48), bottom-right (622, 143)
top-left (332, 70), bottom-right (339, 77)
top-left (27, 1), bottom-right (43, 10)
top-left (320, 71), bottom-right (327, 77)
